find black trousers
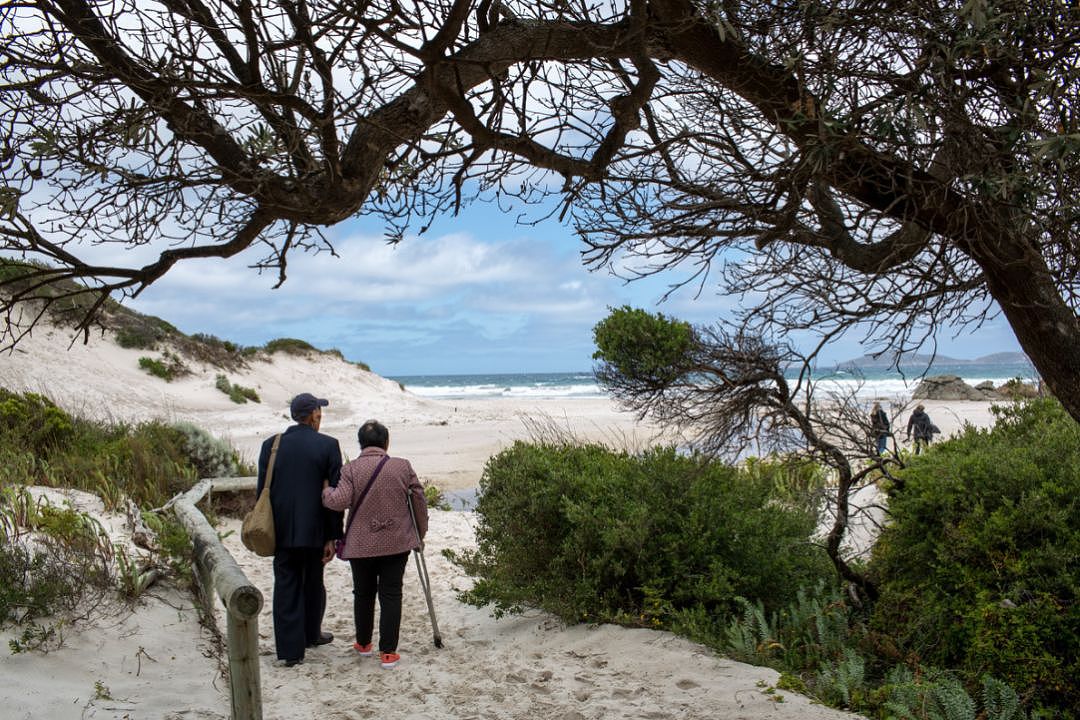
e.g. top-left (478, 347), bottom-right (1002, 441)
top-left (350, 552), bottom-right (409, 653)
top-left (272, 546), bottom-right (325, 661)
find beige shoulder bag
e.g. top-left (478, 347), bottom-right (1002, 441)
top-left (241, 434), bottom-right (281, 556)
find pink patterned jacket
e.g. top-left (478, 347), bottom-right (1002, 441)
top-left (321, 447), bottom-right (428, 559)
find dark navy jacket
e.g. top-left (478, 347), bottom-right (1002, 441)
top-left (257, 423), bottom-right (344, 549)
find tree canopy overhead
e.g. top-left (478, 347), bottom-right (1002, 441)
top-left (1, 1), bottom-right (1078, 419)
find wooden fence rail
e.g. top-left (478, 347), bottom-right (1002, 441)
top-left (172, 477), bottom-right (262, 720)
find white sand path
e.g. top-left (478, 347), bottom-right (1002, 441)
top-left (219, 510), bottom-right (860, 720)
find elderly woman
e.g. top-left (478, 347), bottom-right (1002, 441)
top-left (322, 420), bottom-right (427, 669)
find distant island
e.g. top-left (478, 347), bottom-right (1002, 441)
top-left (832, 351), bottom-right (1031, 370)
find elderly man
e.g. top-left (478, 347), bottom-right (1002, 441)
top-left (257, 392), bottom-right (344, 667)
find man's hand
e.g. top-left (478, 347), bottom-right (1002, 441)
top-left (322, 540), bottom-right (335, 565)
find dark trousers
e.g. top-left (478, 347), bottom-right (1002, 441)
top-left (272, 547), bottom-right (325, 661)
top-left (350, 552), bottom-right (409, 653)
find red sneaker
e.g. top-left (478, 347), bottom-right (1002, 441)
top-left (353, 642), bottom-right (373, 656)
top-left (380, 652), bottom-right (400, 669)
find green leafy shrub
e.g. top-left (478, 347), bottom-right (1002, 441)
top-left (423, 483), bottom-right (451, 511)
top-left (0, 541), bottom-right (75, 629)
top-left (452, 442), bottom-right (832, 626)
top-left (869, 399), bottom-right (1079, 716)
top-left (264, 337), bottom-right (316, 355)
top-left (877, 667), bottom-right (1026, 720)
top-left (115, 327), bottom-right (159, 349)
top-left (814, 648), bottom-right (868, 708)
top-left (721, 580), bottom-right (856, 674)
top-left (0, 390), bottom-right (75, 455)
top-left (192, 333), bottom-right (240, 354)
top-left (180, 332), bottom-right (254, 369)
top-left (214, 373), bottom-right (230, 394)
top-left (214, 374), bottom-right (260, 404)
top-left (140, 510), bottom-right (193, 583)
top-left (137, 352), bottom-right (187, 382)
top-left (171, 421), bottom-right (242, 479)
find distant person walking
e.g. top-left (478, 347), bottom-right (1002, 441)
top-left (870, 401), bottom-right (890, 456)
top-left (322, 420), bottom-right (428, 670)
top-left (905, 404), bottom-right (939, 455)
top-left (258, 392), bottom-right (344, 667)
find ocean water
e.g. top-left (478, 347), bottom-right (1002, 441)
top-left (390, 362), bottom-right (1039, 401)
top-left (390, 371), bottom-right (603, 399)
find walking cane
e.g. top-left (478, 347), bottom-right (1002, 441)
top-left (407, 490), bottom-right (444, 648)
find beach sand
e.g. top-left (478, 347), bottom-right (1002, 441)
top-left (0, 324), bottom-right (1000, 718)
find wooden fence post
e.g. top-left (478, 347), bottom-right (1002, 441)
top-left (173, 478), bottom-right (263, 720)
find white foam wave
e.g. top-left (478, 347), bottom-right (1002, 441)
top-left (405, 382), bottom-right (604, 399)
top-left (405, 376), bottom-right (1015, 402)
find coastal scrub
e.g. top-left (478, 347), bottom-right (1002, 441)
top-left (451, 442), bottom-right (832, 625)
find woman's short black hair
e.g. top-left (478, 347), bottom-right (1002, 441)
top-left (357, 420), bottom-right (389, 449)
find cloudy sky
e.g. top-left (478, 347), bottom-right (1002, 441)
top-left (122, 201), bottom-right (1024, 378)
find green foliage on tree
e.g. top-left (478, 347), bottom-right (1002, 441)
top-left (592, 306), bottom-right (693, 385)
top-left (2, 1), bottom-right (1079, 422)
top-left (870, 399), bottom-right (1080, 715)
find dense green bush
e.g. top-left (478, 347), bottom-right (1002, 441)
top-left (721, 580), bottom-right (857, 674)
top-left (180, 332), bottom-right (255, 369)
top-left (109, 309), bottom-right (177, 350)
top-left (0, 389), bottom-right (250, 508)
top-left (874, 667), bottom-right (1027, 720)
top-left (452, 442), bottom-right (833, 626)
top-left (870, 399), bottom-right (1079, 716)
top-left (263, 337), bottom-right (316, 354)
top-left (0, 390), bottom-right (75, 455)
top-left (192, 333), bottom-right (240, 354)
top-left (115, 327), bottom-right (160, 349)
top-left (112, 313), bottom-right (177, 350)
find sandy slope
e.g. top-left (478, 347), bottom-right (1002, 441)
top-left (0, 324), bottom-right (667, 491)
top-left (0, 488), bottom-right (228, 720)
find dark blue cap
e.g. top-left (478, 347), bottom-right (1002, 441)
top-left (290, 392), bottom-right (328, 420)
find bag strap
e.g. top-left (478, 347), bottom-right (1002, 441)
top-left (342, 455), bottom-right (391, 538)
top-left (263, 433), bottom-right (283, 492)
